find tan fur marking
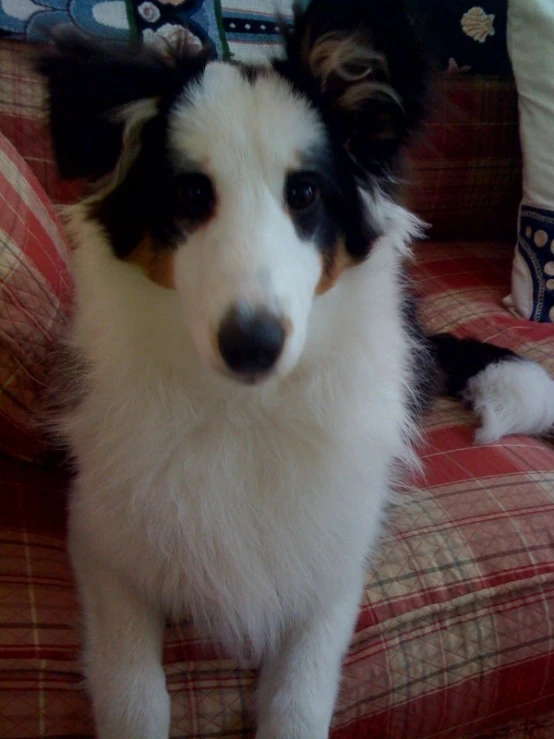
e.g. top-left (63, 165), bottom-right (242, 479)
top-left (199, 154), bottom-right (213, 172)
top-left (284, 316), bottom-right (293, 337)
top-left (307, 32), bottom-right (401, 112)
top-left (338, 81), bottom-right (400, 111)
top-left (316, 240), bottom-right (357, 296)
top-left (209, 329), bottom-right (221, 361)
top-left (126, 236), bottom-right (176, 289)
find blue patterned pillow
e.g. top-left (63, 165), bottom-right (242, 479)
top-left (509, 207), bottom-right (554, 322)
top-left (0, 0), bottom-right (135, 42)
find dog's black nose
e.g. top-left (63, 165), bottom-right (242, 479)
top-left (218, 307), bottom-right (286, 376)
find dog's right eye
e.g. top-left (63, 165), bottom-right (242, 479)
top-left (174, 173), bottom-right (215, 221)
top-left (285, 174), bottom-right (320, 212)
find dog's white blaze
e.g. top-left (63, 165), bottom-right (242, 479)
top-left (169, 64), bottom-right (326, 375)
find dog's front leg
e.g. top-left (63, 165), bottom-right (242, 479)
top-left (71, 547), bottom-right (170, 739)
top-left (255, 572), bottom-right (364, 739)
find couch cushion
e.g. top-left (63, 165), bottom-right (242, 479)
top-left (0, 129), bottom-right (72, 462)
top-left (413, 240), bottom-right (554, 372)
top-left (1, 241), bottom-right (554, 737)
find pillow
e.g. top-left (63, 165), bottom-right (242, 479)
top-left (0, 42), bottom-right (85, 206)
top-left (0, 130), bottom-right (72, 463)
top-left (0, 0), bottom-right (133, 42)
top-left (506, 0), bottom-right (554, 321)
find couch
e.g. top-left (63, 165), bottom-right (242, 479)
top-left (1, 36), bottom-right (554, 739)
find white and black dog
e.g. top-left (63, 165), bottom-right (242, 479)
top-left (38, 1), bottom-right (554, 737)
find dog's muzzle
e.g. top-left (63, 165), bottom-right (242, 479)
top-left (217, 305), bottom-right (286, 380)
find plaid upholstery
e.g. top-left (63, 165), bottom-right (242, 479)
top-left (413, 241), bottom-right (554, 371)
top-left (2, 241), bottom-right (554, 738)
top-left (0, 129), bottom-right (71, 463)
top-left (0, 42), bottom-right (82, 205)
top-left (406, 76), bottom-right (522, 242)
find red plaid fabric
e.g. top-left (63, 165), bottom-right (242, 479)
top-left (1, 240), bottom-right (554, 737)
top-left (413, 241), bottom-right (554, 372)
top-left (406, 76), bottom-right (522, 242)
top-left (0, 42), bottom-right (82, 205)
top-left (0, 130), bottom-right (72, 463)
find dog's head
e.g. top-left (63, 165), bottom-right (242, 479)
top-left (39, 0), bottom-right (433, 384)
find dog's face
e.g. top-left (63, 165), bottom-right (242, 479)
top-left (164, 64), bottom-right (354, 380)
top-left (40, 0), bottom-right (431, 383)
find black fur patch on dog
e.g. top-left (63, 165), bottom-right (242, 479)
top-left (91, 115), bottom-right (188, 258)
top-left (237, 63), bottom-right (264, 84)
top-left (38, 34), bottom-right (214, 182)
top-left (288, 145), bottom-right (377, 260)
top-left (273, 0), bottom-right (435, 181)
top-left (429, 333), bottom-right (519, 397)
top-left (402, 297), bottom-right (439, 419)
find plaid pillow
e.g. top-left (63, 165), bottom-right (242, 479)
top-left (0, 41), bottom-right (83, 205)
top-left (0, 130), bottom-right (72, 462)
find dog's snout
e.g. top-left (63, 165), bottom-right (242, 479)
top-left (218, 307), bottom-right (286, 377)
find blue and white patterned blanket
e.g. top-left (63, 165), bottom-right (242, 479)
top-left (0, 0), bottom-right (511, 73)
top-left (0, 0), bottom-right (134, 42)
top-left (0, 0), bottom-right (296, 62)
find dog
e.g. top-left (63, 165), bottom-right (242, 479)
top-left (38, 1), bottom-right (554, 736)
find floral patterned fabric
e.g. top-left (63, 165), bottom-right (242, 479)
top-left (0, 0), bottom-right (512, 75)
top-left (135, 0), bottom-right (226, 58)
top-left (133, 0), bottom-right (512, 73)
top-left (0, 0), bottom-right (134, 42)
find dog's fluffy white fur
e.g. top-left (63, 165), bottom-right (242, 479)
top-left (62, 198), bottom-right (420, 739)
top-left (467, 359), bottom-right (554, 444)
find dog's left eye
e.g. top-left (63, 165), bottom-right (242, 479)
top-left (175, 173), bottom-right (215, 220)
top-left (285, 175), bottom-right (320, 211)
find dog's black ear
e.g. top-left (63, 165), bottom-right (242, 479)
top-left (275, 0), bottom-right (435, 176)
top-left (37, 35), bottom-right (213, 180)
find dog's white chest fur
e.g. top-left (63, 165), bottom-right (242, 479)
top-left (64, 218), bottom-right (413, 660)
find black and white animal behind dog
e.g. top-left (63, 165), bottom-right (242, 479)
top-left (38, 1), bottom-right (554, 737)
